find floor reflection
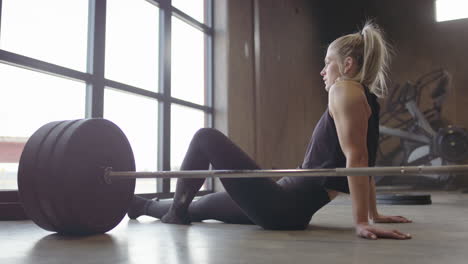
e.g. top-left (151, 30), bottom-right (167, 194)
top-left (24, 233), bottom-right (127, 264)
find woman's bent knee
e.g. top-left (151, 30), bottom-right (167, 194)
top-left (193, 128), bottom-right (226, 142)
top-left (194, 128), bottom-right (221, 138)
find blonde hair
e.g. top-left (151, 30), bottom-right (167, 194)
top-left (329, 21), bottom-right (391, 98)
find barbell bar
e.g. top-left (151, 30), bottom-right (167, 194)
top-left (17, 119), bottom-right (468, 236)
top-left (103, 164), bottom-right (468, 181)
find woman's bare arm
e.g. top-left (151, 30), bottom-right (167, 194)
top-left (368, 177), bottom-right (413, 223)
top-left (368, 177), bottom-right (379, 220)
top-left (329, 81), bottom-right (411, 239)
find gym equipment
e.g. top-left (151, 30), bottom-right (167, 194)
top-left (17, 119), bottom-right (468, 235)
top-left (378, 69), bottom-right (468, 188)
top-left (18, 119), bottom-right (135, 235)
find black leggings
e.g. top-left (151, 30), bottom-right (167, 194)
top-left (152, 128), bottom-right (330, 230)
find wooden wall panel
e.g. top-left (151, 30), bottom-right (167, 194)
top-left (214, 0), bottom-right (256, 158)
top-left (214, 0), bottom-right (468, 189)
top-left (367, 0), bottom-right (468, 129)
top-left (364, 0), bottom-right (468, 187)
top-left (214, 0), bottom-right (369, 172)
top-left (253, 0), bottom-right (327, 169)
top-left (226, 0), bottom-right (257, 158)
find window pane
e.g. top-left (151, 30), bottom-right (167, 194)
top-left (171, 17), bottom-right (206, 105)
top-left (171, 104), bottom-right (207, 191)
top-left (172, 0), bottom-right (207, 24)
top-left (106, 0), bottom-right (159, 91)
top-left (0, 0), bottom-right (88, 71)
top-left (436, 0), bottom-right (468, 22)
top-left (0, 63), bottom-right (86, 190)
top-left (104, 88), bottom-right (158, 194)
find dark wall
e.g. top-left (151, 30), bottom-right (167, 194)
top-left (252, 0), bottom-right (326, 169)
top-left (252, 0), bottom-right (378, 169)
top-left (215, 0), bottom-right (468, 180)
top-left (364, 0), bottom-right (468, 187)
top-left (311, 0), bottom-right (371, 46)
top-left (367, 0), bottom-right (468, 128)
top-left (214, 0), bottom-right (393, 169)
top-left (310, 0), bottom-right (468, 130)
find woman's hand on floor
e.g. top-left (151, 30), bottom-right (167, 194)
top-left (355, 223), bottom-right (412, 240)
top-left (372, 214), bottom-right (412, 223)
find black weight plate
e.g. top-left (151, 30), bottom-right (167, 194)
top-left (43, 120), bottom-right (83, 233)
top-left (53, 118), bottom-right (135, 235)
top-left (435, 127), bottom-right (468, 162)
top-left (377, 199), bottom-right (432, 205)
top-left (18, 120), bottom-right (68, 232)
top-left (377, 193), bottom-right (432, 205)
top-left (34, 120), bottom-right (81, 231)
top-left (35, 120), bottom-right (80, 233)
top-left (376, 193), bottom-right (431, 201)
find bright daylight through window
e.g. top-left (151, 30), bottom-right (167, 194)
top-left (0, 0), bottom-right (213, 195)
top-left (435, 0), bottom-right (468, 22)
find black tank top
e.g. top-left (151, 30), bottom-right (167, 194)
top-left (280, 86), bottom-right (380, 194)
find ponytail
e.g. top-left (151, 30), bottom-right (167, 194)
top-left (329, 21), bottom-right (391, 98)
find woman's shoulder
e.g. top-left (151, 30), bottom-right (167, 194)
top-left (333, 80), bottom-right (364, 91)
top-left (328, 80), bottom-right (371, 118)
top-left (329, 80), bottom-right (365, 102)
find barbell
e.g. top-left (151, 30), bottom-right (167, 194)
top-left (17, 118), bottom-right (468, 236)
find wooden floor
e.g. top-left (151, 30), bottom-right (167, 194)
top-left (1, 191), bottom-right (468, 264)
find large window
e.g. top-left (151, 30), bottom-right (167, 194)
top-left (435, 0), bottom-right (468, 22)
top-left (0, 0), bottom-right (213, 198)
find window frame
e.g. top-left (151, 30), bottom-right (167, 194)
top-left (0, 0), bottom-right (214, 203)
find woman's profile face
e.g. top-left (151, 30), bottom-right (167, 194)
top-left (320, 48), bottom-right (341, 92)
